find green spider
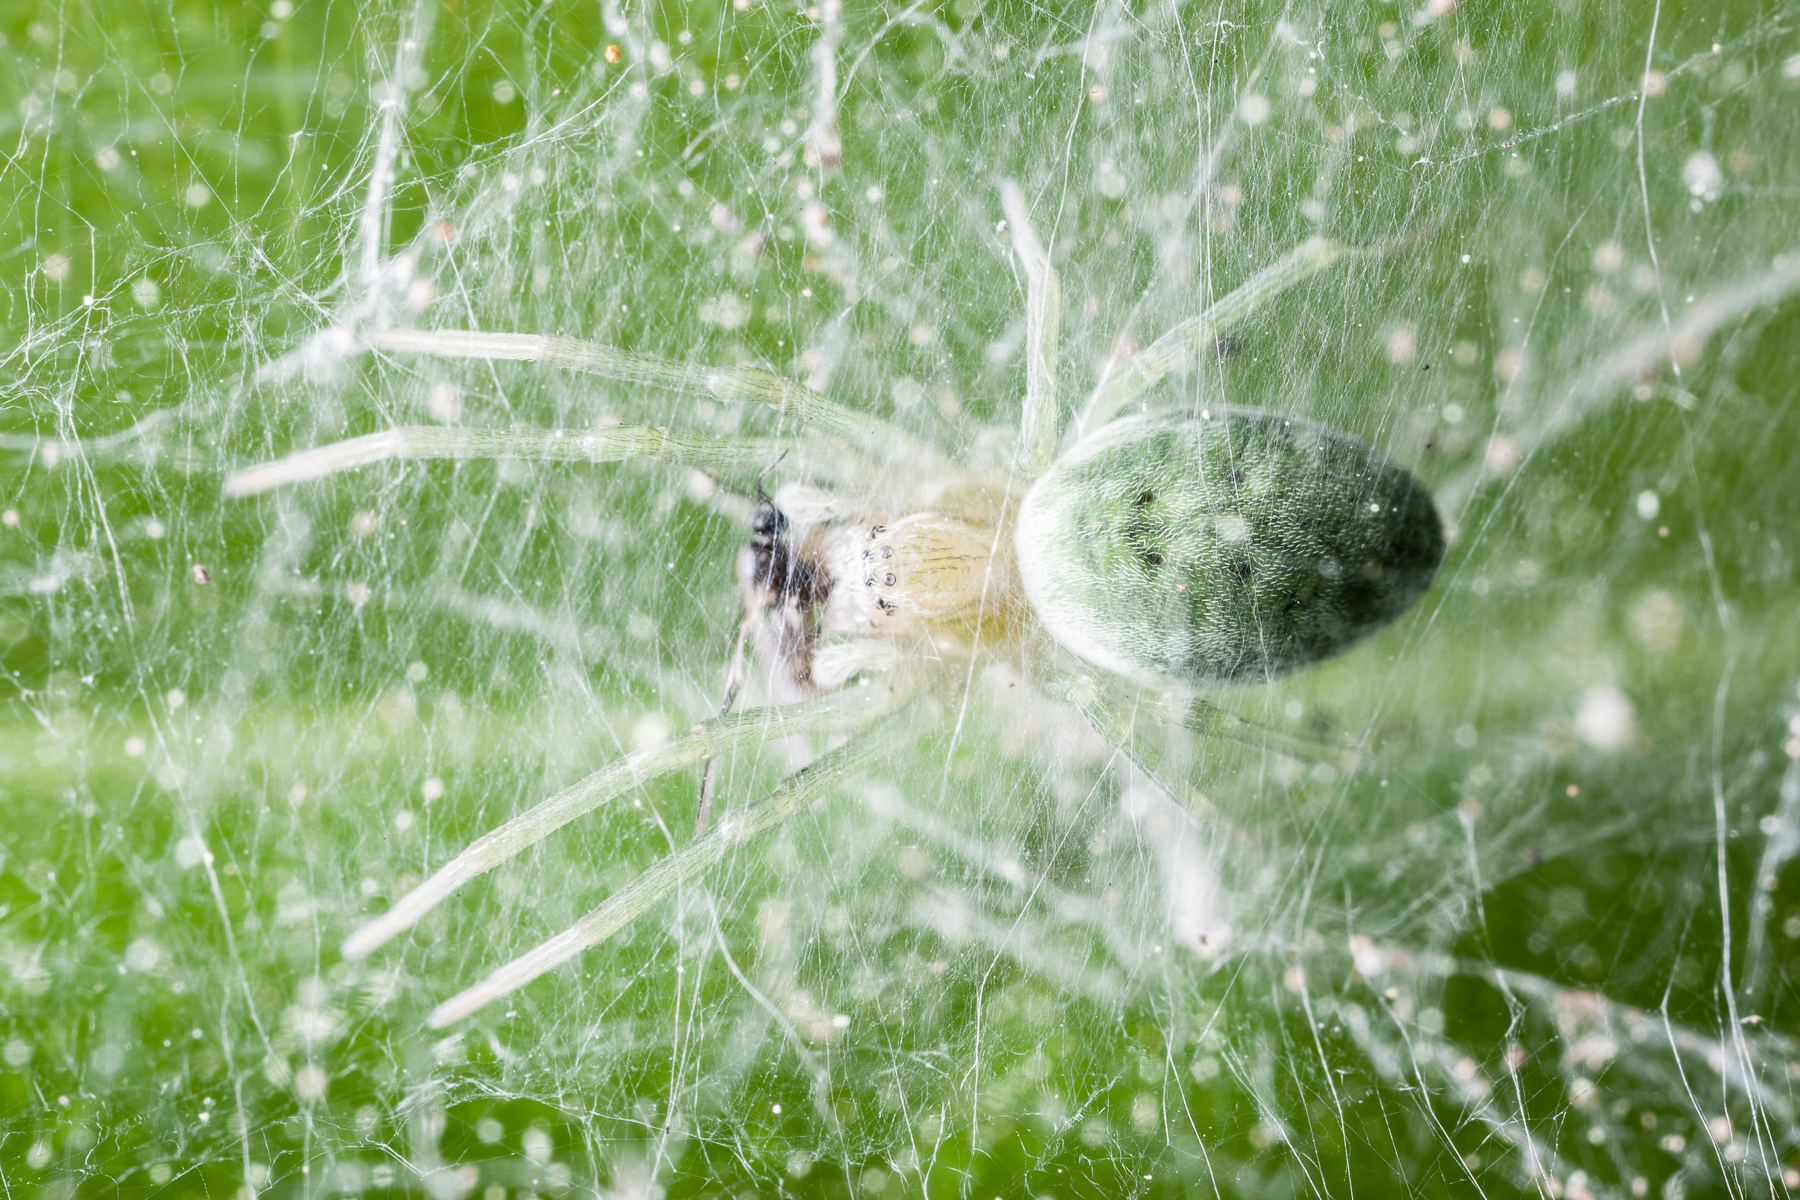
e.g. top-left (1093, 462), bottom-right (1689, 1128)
top-left (226, 183), bottom-right (1442, 1028)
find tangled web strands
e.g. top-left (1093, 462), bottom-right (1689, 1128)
top-left (3, 0), bottom-right (1800, 1197)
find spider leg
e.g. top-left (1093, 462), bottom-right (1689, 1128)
top-left (738, 571), bottom-right (830, 780)
top-left (1046, 672), bottom-right (1366, 778)
top-left (1047, 674), bottom-right (1258, 854)
top-left (1001, 181), bottom-right (1063, 478)
top-left (1076, 231), bottom-right (1428, 438)
top-left (222, 423), bottom-right (857, 496)
top-left (695, 614), bottom-right (755, 836)
top-left (340, 682), bottom-right (901, 961)
top-left (424, 695), bottom-right (921, 1028)
top-left (1150, 692), bottom-right (1368, 776)
top-left (365, 328), bottom-right (941, 468)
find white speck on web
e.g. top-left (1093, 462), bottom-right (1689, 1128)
top-left (1576, 685), bottom-right (1636, 751)
top-left (1682, 151), bottom-right (1723, 203)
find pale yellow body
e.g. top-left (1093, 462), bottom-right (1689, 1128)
top-left (813, 513), bottom-right (998, 638)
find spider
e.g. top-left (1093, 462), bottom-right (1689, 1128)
top-left (226, 183), bottom-right (1443, 1029)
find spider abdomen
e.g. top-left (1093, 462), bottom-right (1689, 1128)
top-left (1016, 408), bottom-right (1444, 686)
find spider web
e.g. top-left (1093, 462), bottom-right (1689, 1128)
top-left (4, 0), bottom-right (1800, 1196)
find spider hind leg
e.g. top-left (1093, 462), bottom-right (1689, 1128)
top-left (425, 696), bottom-right (922, 1028)
top-left (339, 685), bottom-right (899, 964)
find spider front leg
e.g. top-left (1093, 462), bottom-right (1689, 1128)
top-left (361, 328), bottom-right (943, 470)
top-left (223, 423), bottom-right (866, 496)
top-left (425, 694), bottom-right (922, 1028)
top-left (1001, 181), bottom-right (1063, 478)
top-left (340, 682), bottom-right (901, 962)
top-left (1076, 229), bottom-right (1430, 438)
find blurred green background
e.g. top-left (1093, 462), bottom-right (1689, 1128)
top-left (3, 0), bottom-right (1800, 1196)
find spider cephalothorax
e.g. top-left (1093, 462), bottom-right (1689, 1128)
top-left (732, 479), bottom-right (1005, 697)
top-left (810, 510), bottom-right (996, 638)
top-left (228, 184), bottom-right (1442, 1028)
